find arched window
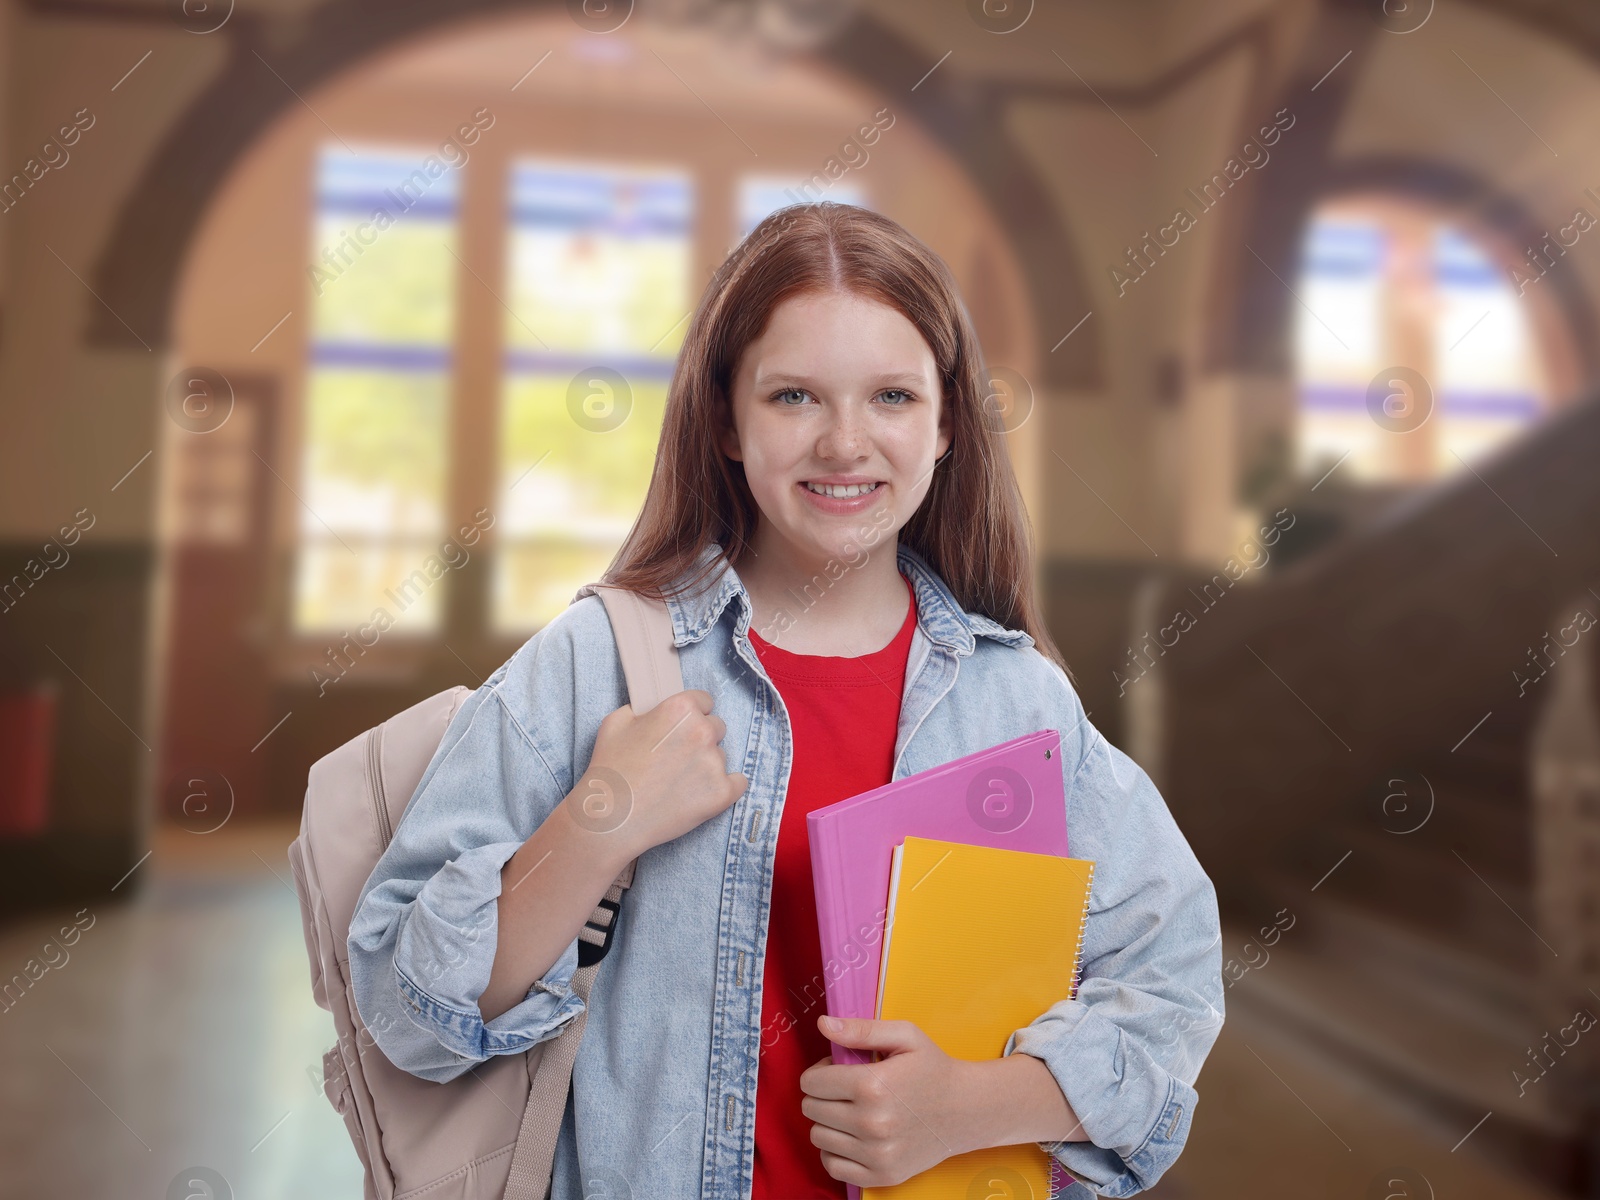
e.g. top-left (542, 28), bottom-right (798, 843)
top-left (1294, 199), bottom-right (1553, 485)
top-left (170, 13), bottom-right (1038, 660)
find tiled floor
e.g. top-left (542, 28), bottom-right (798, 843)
top-left (0, 821), bottom-right (1572, 1199)
top-left (0, 820), bottom-right (363, 1200)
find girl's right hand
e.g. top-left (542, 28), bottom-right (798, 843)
top-left (564, 689), bottom-right (749, 861)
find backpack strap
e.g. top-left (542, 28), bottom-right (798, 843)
top-left (591, 584), bottom-right (683, 715)
top-left (503, 584), bottom-right (683, 1200)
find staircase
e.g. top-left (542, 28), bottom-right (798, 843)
top-left (1229, 714), bottom-right (1587, 1188)
top-left (1144, 392), bottom-right (1600, 1191)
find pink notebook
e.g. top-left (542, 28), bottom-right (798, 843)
top-left (806, 728), bottom-right (1070, 1069)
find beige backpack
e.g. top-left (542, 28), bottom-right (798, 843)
top-left (287, 585), bottom-right (681, 1200)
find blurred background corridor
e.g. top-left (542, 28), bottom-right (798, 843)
top-left (2, 0), bottom-right (1600, 1196)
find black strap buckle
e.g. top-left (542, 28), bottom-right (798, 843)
top-left (577, 894), bottom-right (623, 968)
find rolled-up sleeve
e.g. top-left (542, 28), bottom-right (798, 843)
top-left (1001, 679), bottom-right (1225, 1197)
top-left (347, 616), bottom-right (595, 1085)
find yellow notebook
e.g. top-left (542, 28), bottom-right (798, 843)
top-left (864, 836), bottom-right (1096, 1200)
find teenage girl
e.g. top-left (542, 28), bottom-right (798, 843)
top-left (349, 202), bottom-right (1224, 1200)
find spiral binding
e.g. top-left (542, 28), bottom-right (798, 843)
top-left (1048, 1157), bottom-right (1072, 1196)
top-left (1066, 860), bottom-right (1096, 1002)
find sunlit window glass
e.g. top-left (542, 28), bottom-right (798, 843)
top-left (1295, 217), bottom-right (1386, 480)
top-left (294, 145), bottom-right (459, 634)
top-left (736, 175), bottom-right (867, 241)
top-left (495, 160), bottom-right (693, 631)
top-left (1432, 226), bottom-right (1544, 466)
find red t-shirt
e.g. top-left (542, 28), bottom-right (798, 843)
top-left (747, 571), bottom-right (918, 1200)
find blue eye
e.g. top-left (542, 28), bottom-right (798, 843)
top-left (770, 388), bottom-right (914, 406)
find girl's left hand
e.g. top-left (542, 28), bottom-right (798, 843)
top-left (799, 1014), bottom-right (977, 1188)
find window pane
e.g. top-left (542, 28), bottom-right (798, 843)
top-left (501, 372), bottom-right (670, 537)
top-left (494, 160), bottom-right (693, 632)
top-left (495, 537), bottom-right (625, 638)
top-left (310, 148), bottom-right (459, 344)
top-left (504, 162), bottom-right (692, 353)
top-left (295, 145), bottom-right (458, 634)
top-left (295, 538), bottom-right (446, 634)
top-left (300, 366), bottom-right (449, 538)
top-left (737, 175), bottom-right (867, 241)
top-left (1295, 217), bottom-right (1387, 480)
top-left (1432, 225), bottom-right (1542, 466)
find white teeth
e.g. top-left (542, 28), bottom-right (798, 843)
top-left (804, 481), bottom-right (880, 498)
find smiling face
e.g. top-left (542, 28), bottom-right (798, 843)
top-left (719, 288), bottom-right (952, 572)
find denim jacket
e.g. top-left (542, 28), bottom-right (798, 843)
top-left (348, 540), bottom-right (1225, 1199)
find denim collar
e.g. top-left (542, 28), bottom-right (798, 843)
top-left (662, 540), bottom-right (1034, 657)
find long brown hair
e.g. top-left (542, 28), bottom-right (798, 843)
top-left (601, 201), bottom-right (1069, 676)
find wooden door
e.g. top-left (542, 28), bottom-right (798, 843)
top-left (157, 371), bottom-right (278, 827)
